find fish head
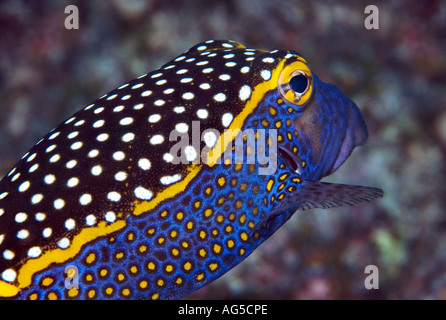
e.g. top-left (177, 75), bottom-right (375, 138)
top-left (275, 52), bottom-right (368, 181)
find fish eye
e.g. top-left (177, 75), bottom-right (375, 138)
top-left (289, 74), bottom-right (308, 94)
top-left (278, 60), bottom-right (313, 108)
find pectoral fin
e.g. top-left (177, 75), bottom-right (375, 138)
top-left (252, 181), bottom-right (383, 240)
top-left (284, 181), bottom-right (383, 210)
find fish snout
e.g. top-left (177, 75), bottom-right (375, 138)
top-left (329, 98), bottom-right (368, 175)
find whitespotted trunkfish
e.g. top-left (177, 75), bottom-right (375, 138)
top-left (0, 40), bottom-right (383, 299)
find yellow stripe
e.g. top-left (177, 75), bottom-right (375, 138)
top-left (12, 220), bottom-right (125, 292)
top-left (205, 58), bottom-right (287, 166)
top-left (133, 165), bottom-right (202, 215)
top-left (132, 59), bottom-right (287, 216)
top-left (0, 280), bottom-right (19, 298)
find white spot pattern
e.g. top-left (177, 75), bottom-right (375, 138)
top-left (134, 186), bottom-right (153, 200)
top-left (66, 160), bottom-right (77, 169)
top-left (239, 85), bottom-right (252, 101)
top-left (214, 93), bottom-right (226, 102)
top-left (150, 135), bottom-right (164, 145)
top-left (160, 174), bottom-right (182, 185)
top-left (222, 113), bottom-right (234, 127)
top-left (196, 109), bottom-right (208, 119)
top-left (148, 114), bottom-right (161, 123)
top-left (138, 158), bottom-right (151, 171)
top-left (107, 191), bottom-right (121, 202)
top-left (0, 41), bottom-right (292, 276)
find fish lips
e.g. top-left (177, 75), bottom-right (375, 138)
top-left (328, 98), bottom-right (368, 175)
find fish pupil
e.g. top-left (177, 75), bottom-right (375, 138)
top-left (289, 74), bottom-right (308, 94)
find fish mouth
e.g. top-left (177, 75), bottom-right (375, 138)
top-left (327, 100), bottom-right (369, 175)
top-left (278, 145), bottom-right (302, 174)
top-left (328, 128), bottom-right (358, 175)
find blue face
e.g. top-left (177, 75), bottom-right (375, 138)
top-left (283, 74), bottom-right (368, 181)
